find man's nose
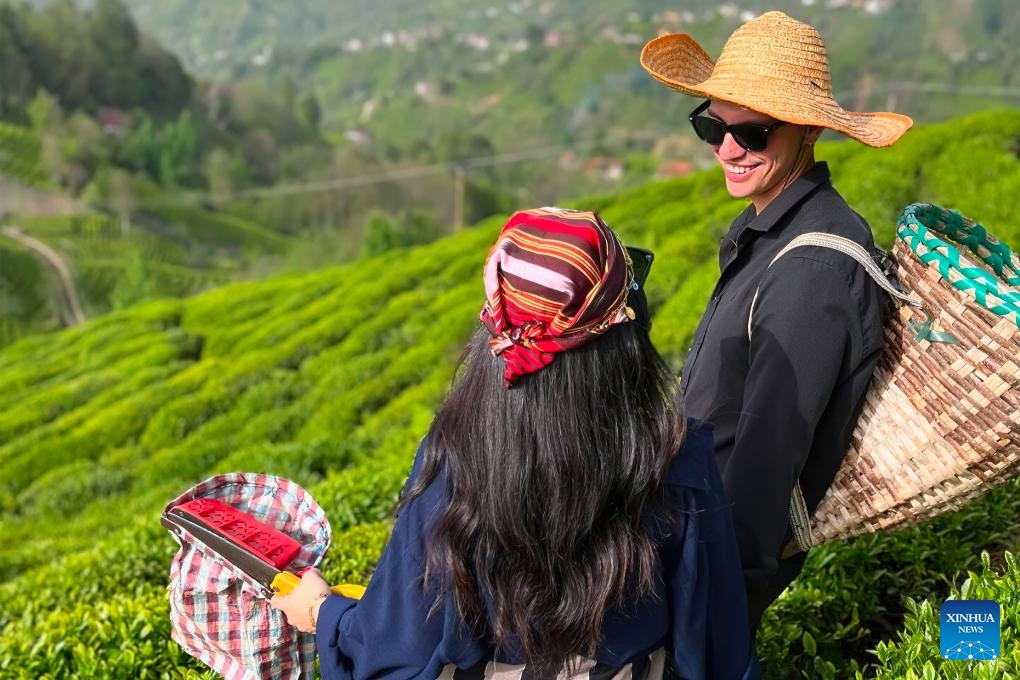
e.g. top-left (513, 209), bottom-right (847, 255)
top-left (716, 133), bottom-right (747, 160)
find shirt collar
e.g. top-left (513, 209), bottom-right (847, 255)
top-left (744, 161), bottom-right (832, 233)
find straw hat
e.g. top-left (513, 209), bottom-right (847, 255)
top-left (640, 11), bottom-right (912, 147)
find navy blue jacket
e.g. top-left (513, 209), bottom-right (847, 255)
top-left (315, 421), bottom-right (762, 679)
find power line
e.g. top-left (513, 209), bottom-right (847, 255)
top-left (137, 131), bottom-right (664, 207)
top-left (134, 81), bottom-right (1020, 208)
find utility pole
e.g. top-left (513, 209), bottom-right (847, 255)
top-left (452, 164), bottom-right (466, 231)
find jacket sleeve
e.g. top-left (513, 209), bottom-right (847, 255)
top-left (314, 446), bottom-right (483, 679)
top-left (667, 426), bottom-right (762, 680)
top-left (726, 254), bottom-right (858, 599)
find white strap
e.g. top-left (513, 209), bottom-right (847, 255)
top-left (747, 232), bottom-right (924, 340)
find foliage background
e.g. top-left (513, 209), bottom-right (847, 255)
top-left (3, 1), bottom-right (1020, 677)
top-left (1, 110), bottom-right (1019, 677)
top-left (3, 0), bottom-right (1020, 347)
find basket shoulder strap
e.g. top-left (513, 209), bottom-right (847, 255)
top-left (774, 233), bottom-right (914, 299)
top-left (747, 232), bottom-right (922, 340)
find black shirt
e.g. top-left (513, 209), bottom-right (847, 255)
top-left (679, 162), bottom-right (885, 619)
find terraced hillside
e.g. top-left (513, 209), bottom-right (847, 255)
top-left (1, 110), bottom-right (1019, 678)
top-left (0, 123), bottom-right (297, 345)
top-left (0, 122), bottom-right (46, 187)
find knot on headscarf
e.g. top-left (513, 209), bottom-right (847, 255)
top-left (487, 320), bottom-right (546, 355)
top-left (480, 207), bottom-right (634, 388)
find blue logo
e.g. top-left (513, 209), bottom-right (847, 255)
top-left (940, 600), bottom-right (1000, 661)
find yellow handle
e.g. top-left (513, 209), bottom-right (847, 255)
top-left (271, 571), bottom-right (367, 600)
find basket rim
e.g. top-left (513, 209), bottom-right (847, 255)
top-left (897, 203), bottom-right (1020, 325)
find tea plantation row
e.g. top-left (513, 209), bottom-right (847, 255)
top-left (1, 111), bottom-right (1019, 678)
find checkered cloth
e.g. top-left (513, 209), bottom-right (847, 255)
top-left (163, 473), bottom-right (331, 680)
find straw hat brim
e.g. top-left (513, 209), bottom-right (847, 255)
top-left (641, 33), bottom-right (912, 148)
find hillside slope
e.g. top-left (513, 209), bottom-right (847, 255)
top-left (0, 110), bottom-right (1018, 677)
top-left (115, 1), bottom-right (1020, 143)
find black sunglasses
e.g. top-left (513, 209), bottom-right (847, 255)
top-left (688, 100), bottom-right (787, 152)
top-left (625, 246), bottom-right (654, 289)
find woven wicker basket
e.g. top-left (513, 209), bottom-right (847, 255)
top-left (805, 203), bottom-right (1020, 547)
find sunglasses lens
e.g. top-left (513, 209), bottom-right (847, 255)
top-left (632, 258), bottom-right (648, 286)
top-left (690, 114), bottom-right (772, 152)
top-left (729, 125), bottom-right (768, 152)
top-left (691, 116), bottom-right (726, 145)
top-left (625, 247), bottom-right (653, 287)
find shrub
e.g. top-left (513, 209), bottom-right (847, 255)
top-left (16, 460), bottom-right (130, 518)
top-left (1, 111), bottom-right (1019, 676)
top-left (320, 522), bottom-right (393, 585)
top-left (871, 552), bottom-right (1020, 679)
top-left (755, 477), bottom-right (1020, 678)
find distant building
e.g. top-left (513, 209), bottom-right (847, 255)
top-left (558, 151), bottom-right (581, 171)
top-left (584, 157), bottom-right (624, 181)
top-left (414, 81), bottom-right (434, 100)
top-left (97, 108), bottom-right (131, 137)
top-left (656, 159), bottom-right (694, 178)
top-left (251, 45), bottom-right (273, 67)
top-left (343, 129), bottom-right (371, 145)
top-left (465, 33), bottom-right (491, 50)
top-left (719, 4), bottom-right (740, 19)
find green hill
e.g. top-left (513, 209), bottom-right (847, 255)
top-left (0, 205), bottom-right (294, 348)
top-left (0, 0), bottom-right (318, 347)
top-left (0, 237), bottom-right (51, 345)
top-left (0, 122), bottom-right (46, 186)
top-left (115, 0), bottom-right (1020, 148)
top-left (1, 110), bottom-right (1019, 678)
top-left (6, 0), bottom-right (1018, 359)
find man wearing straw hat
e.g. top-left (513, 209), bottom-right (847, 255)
top-left (641, 11), bottom-right (912, 629)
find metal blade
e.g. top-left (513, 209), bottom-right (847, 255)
top-left (162, 507), bottom-right (282, 593)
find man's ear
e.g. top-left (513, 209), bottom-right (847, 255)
top-left (805, 126), bottom-right (824, 145)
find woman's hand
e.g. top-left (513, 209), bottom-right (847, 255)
top-left (269, 568), bottom-right (332, 633)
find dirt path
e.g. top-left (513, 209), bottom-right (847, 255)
top-left (0, 177), bottom-right (82, 217)
top-left (2, 225), bottom-right (86, 327)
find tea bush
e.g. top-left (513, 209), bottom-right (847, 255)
top-left (871, 552), bottom-right (1020, 679)
top-left (0, 112), bottom-right (1018, 678)
top-left (0, 122), bottom-right (45, 185)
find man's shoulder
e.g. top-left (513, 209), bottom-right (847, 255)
top-left (775, 189), bottom-right (881, 282)
top-left (791, 186), bottom-right (875, 246)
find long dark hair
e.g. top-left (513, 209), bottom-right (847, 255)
top-left (402, 321), bottom-right (685, 673)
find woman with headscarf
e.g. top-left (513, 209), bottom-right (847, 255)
top-left (271, 207), bottom-right (760, 679)
top-left (640, 11), bottom-right (912, 629)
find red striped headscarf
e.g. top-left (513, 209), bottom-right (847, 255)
top-left (481, 207), bottom-right (635, 388)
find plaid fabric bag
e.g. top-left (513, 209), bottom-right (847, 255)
top-left (163, 473), bottom-right (331, 680)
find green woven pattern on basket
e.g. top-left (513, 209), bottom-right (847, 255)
top-left (897, 203), bottom-right (1020, 328)
top-left (941, 219), bottom-right (1020, 286)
